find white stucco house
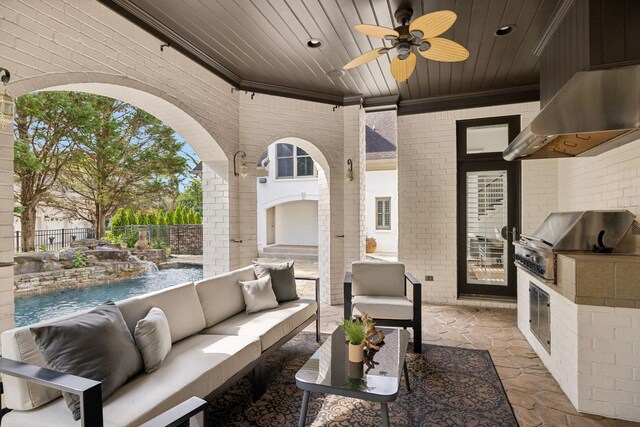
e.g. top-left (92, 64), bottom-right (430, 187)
top-left (256, 112), bottom-right (398, 258)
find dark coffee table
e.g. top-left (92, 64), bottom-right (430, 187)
top-left (295, 328), bottom-right (410, 427)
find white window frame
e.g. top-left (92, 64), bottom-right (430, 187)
top-left (376, 197), bottom-right (391, 230)
top-left (275, 143), bottom-right (316, 179)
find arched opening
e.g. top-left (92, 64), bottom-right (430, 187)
top-left (255, 137), bottom-right (331, 301)
top-left (4, 75), bottom-right (231, 328)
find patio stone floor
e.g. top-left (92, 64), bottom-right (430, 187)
top-left (288, 259), bottom-right (639, 427)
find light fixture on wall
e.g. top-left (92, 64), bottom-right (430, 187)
top-left (234, 150), bottom-right (248, 178)
top-left (0, 68), bottom-right (14, 128)
top-left (346, 159), bottom-right (354, 182)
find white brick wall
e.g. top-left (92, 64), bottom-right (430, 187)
top-left (397, 102), bottom-right (557, 305)
top-left (518, 269), bottom-right (640, 422)
top-left (517, 269), bottom-right (580, 407)
top-left (578, 305), bottom-right (640, 421)
top-left (558, 137), bottom-right (640, 217)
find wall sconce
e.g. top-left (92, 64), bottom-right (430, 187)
top-left (0, 68), bottom-right (14, 129)
top-left (234, 150), bottom-right (248, 177)
top-left (345, 159), bottom-right (353, 182)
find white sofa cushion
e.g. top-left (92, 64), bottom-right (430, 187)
top-left (195, 266), bottom-right (256, 327)
top-left (352, 295), bottom-right (413, 320)
top-left (239, 276), bottom-right (279, 314)
top-left (1, 309), bottom-right (94, 411)
top-left (352, 261), bottom-right (405, 297)
top-left (134, 307), bottom-right (172, 373)
top-left (201, 299), bottom-right (317, 351)
top-left (1, 334), bottom-right (261, 427)
top-left (1, 327), bottom-right (62, 410)
top-left (117, 282), bottom-right (206, 344)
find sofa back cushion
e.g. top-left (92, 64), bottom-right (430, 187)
top-left (195, 266), bottom-right (256, 327)
top-left (31, 301), bottom-right (144, 421)
top-left (117, 282), bottom-right (206, 344)
top-left (352, 261), bottom-right (406, 297)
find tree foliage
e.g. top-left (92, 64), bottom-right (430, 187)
top-left (45, 94), bottom-right (188, 237)
top-left (14, 92), bottom-right (96, 251)
top-left (110, 207), bottom-right (202, 227)
top-left (175, 177), bottom-right (202, 214)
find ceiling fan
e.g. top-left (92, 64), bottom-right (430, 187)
top-left (343, 8), bottom-right (469, 82)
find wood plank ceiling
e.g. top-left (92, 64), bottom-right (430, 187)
top-left (100, 0), bottom-right (560, 112)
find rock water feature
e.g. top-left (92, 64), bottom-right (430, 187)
top-left (13, 238), bottom-right (167, 296)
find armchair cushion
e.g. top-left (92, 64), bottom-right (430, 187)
top-left (351, 262), bottom-right (405, 296)
top-left (352, 296), bottom-right (414, 320)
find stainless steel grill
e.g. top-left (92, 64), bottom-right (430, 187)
top-left (514, 210), bottom-right (637, 283)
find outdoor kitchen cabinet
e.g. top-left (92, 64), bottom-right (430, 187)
top-left (529, 283), bottom-right (550, 354)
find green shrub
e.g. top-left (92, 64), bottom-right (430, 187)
top-left (103, 231), bottom-right (125, 245)
top-left (340, 318), bottom-right (365, 345)
top-left (37, 244), bottom-right (48, 252)
top-left (71, 250), bottom-right (86, 268)
top-left (124, 229), bottom-right (139, 248)
top-left (151, 239), bottom-right (170, 254)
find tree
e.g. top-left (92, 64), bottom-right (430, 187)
top-left (49, 95), bottom-right (187, 237)
top-left (175, 177), bottom-right (202, 214)
top-left (14, 92), bottom-right (95, 251)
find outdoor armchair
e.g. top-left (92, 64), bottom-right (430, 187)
top-left (344, 261), bottom-right (422, 353)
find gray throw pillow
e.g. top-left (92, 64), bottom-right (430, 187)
top-left (238, 275), bottom-right (279, 314)
top-left (134, 307), bottom-right (172, 373)
top-left (252, 260), bottom-right (298, 302)
top-left (31, 301), bottom-right (143, 421)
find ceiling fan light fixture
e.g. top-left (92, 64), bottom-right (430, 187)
top-left (495, 25), bottom-right (515, 36)
top-left (383, 34), bottom-right (398, 41)
top-left (306, 38), bottom-right (323, 48)
top-left (398, 52), bottom-right (410, 60)
top-left (378, 47), bottom-right (391, 54)
top-left (410, 29), bottom-right (424, 39)
top-left (419, 40), bottom-right (431, 52)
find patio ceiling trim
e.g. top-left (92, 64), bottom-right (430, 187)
top-left (98, 0), bottom-right (540, 114)
top-left (396, 85), bottom-right (540, 116)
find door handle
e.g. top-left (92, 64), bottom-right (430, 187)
top-left (511, 227), bottom-right (518, 242)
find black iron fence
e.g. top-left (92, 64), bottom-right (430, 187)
top-left (15, 228), bottom-right (95, 252)
top-left (110, 225), bottom-right (202, 255)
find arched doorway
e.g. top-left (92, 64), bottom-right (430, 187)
top-left (1, 74), bottom-right (232, 330)
top-left (254, 137), bottom-right (331, 303)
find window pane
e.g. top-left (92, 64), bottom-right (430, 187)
top-left (377, 214), bottom-right (383, 227)
top-left (466, 124), bottom-right (509, 154)
top-left (296, 147), bottom-right (308, 156)
top-left (297, 157), bottom-right (314, 176)
top-left (277, 158), bottom-right (293, 177)
top-left (277, 143), bottom-right (294, 157)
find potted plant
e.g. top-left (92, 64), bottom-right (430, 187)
top-left (340, 317), bottom-right (366, 363)
top-left (365, 236), bottom-right (377, 253)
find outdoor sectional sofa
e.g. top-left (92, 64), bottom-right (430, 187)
top-left (0, 264), bottom-right (320, 426)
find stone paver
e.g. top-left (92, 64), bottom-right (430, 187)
top-left (285, 259), bottom-right (639, 427)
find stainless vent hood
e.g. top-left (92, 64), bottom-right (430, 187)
top-left (503, 65), bottom-right (640, 160)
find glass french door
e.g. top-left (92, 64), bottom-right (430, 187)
top-left (457, 116), bottom-right (521, 298)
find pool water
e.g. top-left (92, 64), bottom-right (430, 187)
top-left (14, 267), bottom-right (203, 327)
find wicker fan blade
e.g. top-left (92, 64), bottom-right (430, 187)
top-left (355, 24), bottom-right (399, 40)
top-left (344, 48), bottom-right (386, 69)
top-left (418, 38), bottom-right (469, 62)
top-left (390, 52), bottom-right (416, 82)
top-left (409, 10), bottom-right (457, 39)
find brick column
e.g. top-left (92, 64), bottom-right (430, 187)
top-left (0, 127), bottom-right (15, 340)
top-left (202, 160), bottom-right (232, 276)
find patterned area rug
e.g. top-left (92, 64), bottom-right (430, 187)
top-left (208, 332), bottom-right (518, 426)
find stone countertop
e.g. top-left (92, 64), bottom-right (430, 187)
top-left (555, 254), bottom-right (640, 308)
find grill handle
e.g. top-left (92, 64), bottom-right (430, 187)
top-left (520, 233), bottom-right (552, 247)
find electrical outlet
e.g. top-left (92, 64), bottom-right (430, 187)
top-left (424, 275), bottom-right (434, 281)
